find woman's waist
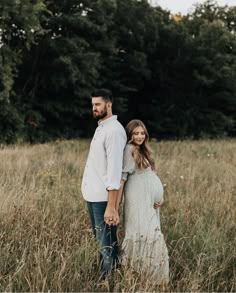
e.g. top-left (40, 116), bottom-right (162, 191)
top-left (134, 166), bottom-right (153, 175)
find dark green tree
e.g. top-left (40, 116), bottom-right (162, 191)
top-left (111, 0), bottom-right (164, 126)
top-left (17, 0), bottom-right (118, 140)
top-left (0, 0), bottom-right (47, 142)
top-left (183, 0), bottom-right (236, 136)
top-left (0, 0), bottom-right (236, 142)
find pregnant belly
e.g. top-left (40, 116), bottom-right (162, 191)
top-left (149, 173), bottom-right (164, 202)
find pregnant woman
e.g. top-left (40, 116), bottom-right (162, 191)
top-left (116, 119), bottom-right (169, 284)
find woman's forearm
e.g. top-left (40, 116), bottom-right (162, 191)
top-left (116, 179), bottom-right (125, 211)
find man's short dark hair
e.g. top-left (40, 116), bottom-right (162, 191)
top-left (91, 89), bottom-right (113, 103)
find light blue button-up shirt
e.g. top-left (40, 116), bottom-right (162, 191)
top-left (81, 115), bottom-right (127, 202)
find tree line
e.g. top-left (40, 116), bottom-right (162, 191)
top-left (0, 0), bottom-right (236, 143)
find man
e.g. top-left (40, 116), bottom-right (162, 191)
top-left (81, 89), bottom-right (127, 275)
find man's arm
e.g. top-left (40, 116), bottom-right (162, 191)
top-left (115, 179), bottom-right (125, 211)
top-left (104, 128), bottom-right (126, 225)
top-left (104, 190), bottom-right (119, 225)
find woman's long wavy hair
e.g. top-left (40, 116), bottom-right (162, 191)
top-left (125, 119), bottom-right (155, 170)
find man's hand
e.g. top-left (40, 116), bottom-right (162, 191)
top-left (104, 206), bottom-right (119, 225)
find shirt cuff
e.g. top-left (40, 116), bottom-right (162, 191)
top-left (106, 183), bottom-right (121, 191)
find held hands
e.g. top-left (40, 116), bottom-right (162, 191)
top-left (104, 206), bottom-right (119, 225)
top-left (153, 198), bottom-right (164, 209)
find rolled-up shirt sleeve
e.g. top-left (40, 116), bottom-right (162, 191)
top-left (105, 128), bottom-right (126, 190)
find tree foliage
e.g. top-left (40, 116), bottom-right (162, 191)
top-left (0, 0), bottom-right (47, 142)
top-left (0, 0), bottom-right (236, 142)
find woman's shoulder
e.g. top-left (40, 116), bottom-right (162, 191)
top-left (122, 143), bottom-right (136, 175)
top-left (124, 143), bottom-right (133, 158)
top-left (124, 143), bottom-right (134, 154)
top-left (125, 143), bottom-right (134, 151)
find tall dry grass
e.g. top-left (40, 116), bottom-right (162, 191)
top-left (0, 139), bottom-right (235, 291)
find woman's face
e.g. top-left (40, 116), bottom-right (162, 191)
top-left (131, 126), bottom-right (146, 146)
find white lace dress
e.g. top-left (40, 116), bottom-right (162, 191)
top-left (121, 144), bottom-right (169, 284)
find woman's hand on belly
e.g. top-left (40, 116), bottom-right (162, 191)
top-left (153, 198), bottom-right (164, 209)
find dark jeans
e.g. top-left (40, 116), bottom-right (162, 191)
top-left (87, 201), bottom-right (118, 274)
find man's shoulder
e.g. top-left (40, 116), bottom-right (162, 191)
top-left (105, 119), bottom-right (125, 133)
top-left (115, 119), bottom-right (126, 132)
top-left (103, 121), bottom-right (126, 144)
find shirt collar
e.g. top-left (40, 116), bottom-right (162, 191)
top-left (98, 115), bottom-right (117, 126)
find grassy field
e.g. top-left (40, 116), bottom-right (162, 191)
top-left (0, 139), bottom-right (235, 292)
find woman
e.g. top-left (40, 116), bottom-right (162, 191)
top-left (116, 119), bottom-right (169, 284)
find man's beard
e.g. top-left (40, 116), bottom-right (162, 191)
top-left (93, 107), bottom-right (108, 120)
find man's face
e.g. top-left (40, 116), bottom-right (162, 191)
top-left (91, 97), bottom-right (109, 120)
